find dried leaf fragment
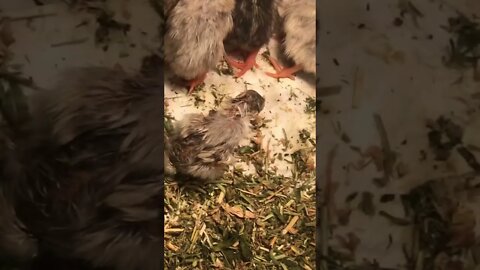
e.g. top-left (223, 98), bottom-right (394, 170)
top-left (166, 241), bottom-right (180, 251)
top-left (222, 203), bottom-right (256, 219)
top-left (282, 215), bottom-right (300, 235)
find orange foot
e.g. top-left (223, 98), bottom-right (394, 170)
top-left (265, 56), bottom-right (302, 80)
top-left (186, 73), bottom-right (207, 95)
top-left (225, 55), bottom-right (246, 70)
top-left (225, 49), bottom-right (261, 78)
top-left (266, 56), bottom-right (296, 80)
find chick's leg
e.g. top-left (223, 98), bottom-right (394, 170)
top-left (265, 55), bottom-right (303, 79)
top-left (265, 64), bottom-right (303, 79)
top-left (186, 73), bottom-right (207, 95)
top-left (225, 55), bottom-right (246, 70)
top-left (266, 56), bottom-right (296, 80)
top-left (225, 50), bottom-right (260, 74)
top-left (234, 48), bottom-right (261, 78)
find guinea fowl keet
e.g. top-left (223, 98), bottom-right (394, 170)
top-left (164, 0), bottom-right (235, 94)
top-left (266, 0), bottom-right (316, 79)
top-left (224, 0), bottom-right (276, 78)
top-left (166, 90), bottom-right (265, 181)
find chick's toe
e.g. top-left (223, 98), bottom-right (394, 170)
top-left (266, 55), bottom-right (296, 80)
top-left (186, 73), bottom-right (207, 95)
top-left (233, 49), bottom-right (261, 78)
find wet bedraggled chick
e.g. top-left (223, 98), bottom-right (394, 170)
top-left (0, 67), bottom-right (163, 270)
top-left (167, 90), bottom-right (265, 181)
top-left (164, 0), bottom-right (235, 94)
top-left (266, 0), bottom-right (316, 79)
top-left (223, 0), bottom-right (276, 78)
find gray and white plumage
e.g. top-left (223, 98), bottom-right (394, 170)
top-left (164, 146), bottom-right (176, 176)
top-left (167, 90), bottom-right (265, 181)
top-left (0, 67), bottom-right (163, 270)
top-left (224, 0), bottom-right (276, 52)
top-left (281, 0), bottom-right (316, 73)
top-left (164, 0), bottom-right (235, 80)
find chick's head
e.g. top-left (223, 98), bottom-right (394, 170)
top-left (229, 90), bottom-right (265, 117)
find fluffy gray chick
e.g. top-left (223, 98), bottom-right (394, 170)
top-left (266, 0), bottom-right (316, 78)
top-left (167, 90), bottom-right (265, 181)
top-left (164, 0), bottom-right (235, 94)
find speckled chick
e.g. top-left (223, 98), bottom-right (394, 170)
top-left (164, 0), bottom-right (235, 94)
top-left (266, 0), bottom-right (316, 78)
top-left (0, 67), bottom-right (164, 270)
top-left (167, 90), bottom-right (265, 181)
top-left (223, 0), bottom-right (276, 77)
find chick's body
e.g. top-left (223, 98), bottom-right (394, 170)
top-left (164, 0), bottom-right (235, 94)
top-left (167, 90), bottom-right (265, 181)
top-left (283, 0), bottom-right (316, 73)
top-left (224, 0), bottom-right (276, 77)
top-left (266, 0), bottom-right (316, 78)
top-left (0, 67), bottom-right (164, 270)
top-left (226, 0), bottom-right (275, 52)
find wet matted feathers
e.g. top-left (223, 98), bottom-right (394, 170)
top-left (167, 90), bottom-right (265, 181)
top-left (1, 67), bottom-right (164, 270)
top-left (229, 89), bottom-right (266, 114)
top-left (163, 0), bottom-right (235, 81)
